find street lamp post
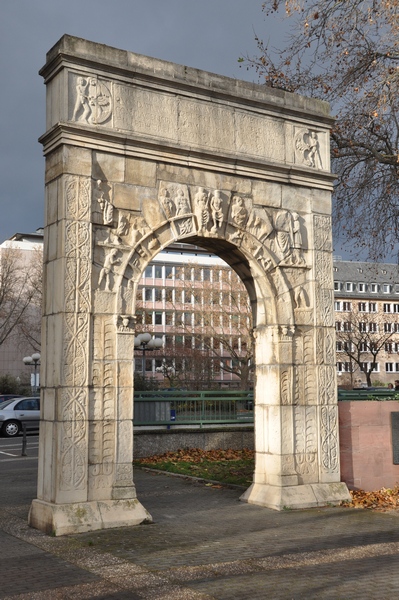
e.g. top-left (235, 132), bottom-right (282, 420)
top-left (134, 333), bottom-right (162, 377)
top-left (23, 353), bottom-right (41, 395)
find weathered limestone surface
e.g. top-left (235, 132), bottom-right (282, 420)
top-left (31, 35), bottom-right (349, 535)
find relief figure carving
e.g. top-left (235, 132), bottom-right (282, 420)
top-left (174, 188), bottom-right (191, 216)
top-left (194, 187), bottom-right (210, 233)
top-left (98, 248), bottom-right (120, 292)
top-left (231, 195), bottom-right (248, 227)
top-left (94, 180), bottom-right (114, 225)
top-left (295, 129), bottom-right (323, 169)
top-left (210, 190), bottom-right (224, 233)
top-left (71, 76), bottom-right (112, 124)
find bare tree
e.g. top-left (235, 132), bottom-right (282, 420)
top-left (243, 1), bottom-right (399, 260)
top-left (0, 246), bottom-right (42, 350)
top-left (171, 264), bottom-right (254, 389)
top-left (336, 307), bottom-right (396, 387)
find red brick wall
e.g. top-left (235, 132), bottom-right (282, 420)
top-left (339, 401), bottom-right (399, 491)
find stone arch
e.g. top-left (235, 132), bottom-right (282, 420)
top-left (29, 36), bottom-right (349, 536)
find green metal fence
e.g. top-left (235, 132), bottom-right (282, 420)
top-left (337, 389), bottom-right (399, 401)
top-left (134, 390), bottom-right (254, 427)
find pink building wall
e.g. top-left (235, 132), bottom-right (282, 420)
top-left (339, 401), bottom-right (399, 491)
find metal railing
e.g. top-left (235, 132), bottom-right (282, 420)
top-left (338, 389), bottom-right (399, 401)
top-left (134, 390), bottom-right (254, 427)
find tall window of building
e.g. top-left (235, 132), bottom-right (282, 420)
top-left (334, 301), bottom-right (342, 311)
top-left (346, 282), bottom-right (353, 292)
top-left (386, 363), bottom-right (394, 372)
top-left (383, 303), bottom-right (391, 313)
top-left (383, 284), bottom-right (391, 293)
top-left (165, 266), bottom-right (174, 279)
top-left (144, 265), bottom-right (153, 278)
top-left (154, 265), bottom-right (163, 279)
top-left (343, 302), bottom-right (352, 311)
top-left (144, 288), bottom-right (153, 302)
top-left (358, 283), bottom-right (366, 292)
top-left (369, 302), bottom-right (377, 312)
top-left (370, 283), bottom-right (378, 293)
top-left (358, 302), bottom-right (367, 312)
top-left (334, 281), bottom-right (341, 291)
top-left (385, 323), bottom-right (393, 333)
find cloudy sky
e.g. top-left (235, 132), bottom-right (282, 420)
top-left (1, 0), bottom-right (277, 244)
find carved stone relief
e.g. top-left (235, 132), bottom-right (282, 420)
top-left (70, 73), bottom-right (112, 125)
top-left (294, 406), bottom-right (318, 479)
top-left (320, 406), bottom-right (339, 473)
top-left (313, 215), bottom-right (333, 252)
top-left (295, 129), bottom-right (324, 169)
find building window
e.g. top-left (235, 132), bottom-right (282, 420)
top-left (343, 302), bottom-right (352, 311)
top-left (393, 304), bottom-right (399, 313)
top-left (386, 363), bottom-right (394, 372)
top-left (360, 342), bottom-right (368, 352)
top-left (343, 322), bottom-right (352, 332)
top-left (335, 321), bottom-right (342, 331)
top-left (154, 265), bottom-right (163, 278)
top-left (369, 302), bottom-right (377, 312)
top-left (336, 341), bottom-right (343, 352)
top-left (154, 312), bottom-right (163, 325)
top-left (384, 303), bottom-right (392, 313)
top-left (370, 283), bottom-right (378, 293)
top-left (369, 323), bottom-right (378, 333)
top-left (144, 288), bottom-right (153, 301)
top-left (358, 302), bottom-right (367, 312)
top-left (165, 266), bottom-right (174, 279)
top-left (359, 322), bottom-right (367, 332)
top-left (334, 301), bottom-right (341, 311)
top-left (154, 289), bottom-right (163, 302)
top-left (346, 282), bottom-right (353, 292)
top-left (383, 284), bottom-right (391, 293)
top-left (358, 283), bottom-right (366, 292)
top-left (334, 281), bottom-right (341, 291)
top-left (385, 323), bottom-right (393, 333)
top-left (385, 343), bottom-right (393, 353)
top-left (144, 265), bottom-right (153, 278)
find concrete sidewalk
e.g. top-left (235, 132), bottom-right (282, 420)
top-left (1, 459), bottom-right (399, 599)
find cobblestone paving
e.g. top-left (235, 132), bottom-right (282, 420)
top-left (1, 466), bottom-right (399, 598)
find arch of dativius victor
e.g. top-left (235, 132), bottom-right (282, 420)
top-left (29, 35), bottom-right (350, 535)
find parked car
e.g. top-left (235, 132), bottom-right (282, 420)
top-left (0, 396), bottom-right (40, 437)
top-left (0, 394), bottom-right (22, 403)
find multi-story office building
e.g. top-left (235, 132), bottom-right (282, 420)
top-left (333, 259), bottom-right (399, 387)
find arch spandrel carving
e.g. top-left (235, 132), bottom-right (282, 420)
top-left (31, 36), bottom-right (350, 536)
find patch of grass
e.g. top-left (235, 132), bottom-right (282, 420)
top-left (134, 448), bottom-right (254, 487)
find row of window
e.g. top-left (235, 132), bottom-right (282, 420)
top-left (336, 342), bottom-right (399, 352)
top-left (143, 263), bottom-right (239, 283)
top-left (335, 301), bottom-right (399, 313)
top-left (136, 310), bottom-right (250, 329)
top-left (135, 357), bottom-right (237, 378)
top-left (139, 287), bottom-right (245, 306)
top-left (334, 281), bottom-right (397, 294)
top-left (337, 362), bottom-right (399, 373)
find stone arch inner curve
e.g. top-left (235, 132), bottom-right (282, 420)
top-left (29, 35), bottom-right (350, 537)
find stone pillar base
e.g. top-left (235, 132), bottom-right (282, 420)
top-left (28, 498), bottom-right (152, 536)
top-left (240, 482), bottom-right (351, 511)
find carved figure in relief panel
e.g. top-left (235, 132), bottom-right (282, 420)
top-left (94, 180), bottom-right (114, 226)
top-left (295, 129), bottom-right (323, 169)
top-left (174, 188), bottom-right (191, 216)
top-left (273, 210), bottom-right (305, 266)
top-left (160, 188), bottom-right (175, 219)
top-left (294, 285), bottom-right (309, 309)
top-left (98, 248), bottom-right (120, 292)
top-left (71, 75), bottom-right (112, 125)
top-left (210, 190), bottom-right (224, 233)
top-left (194, 187), bottom-right (210, 233)
top-left (247, 211), bottom-right (273, 245)
top-left (231, 195), bottom-right (248, 228)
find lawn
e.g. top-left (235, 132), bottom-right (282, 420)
top-left (134, 447), bottom-right (255, 487)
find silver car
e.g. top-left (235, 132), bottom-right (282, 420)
top-left (0, 396), bottom-right (40, 437)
